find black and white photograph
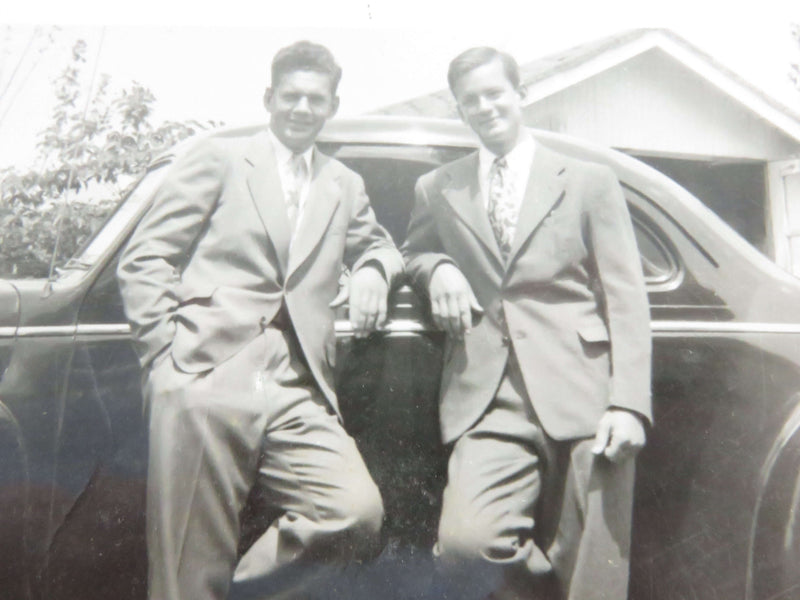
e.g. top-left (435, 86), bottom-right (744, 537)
top-left (1, 1), bottom-right (800, 598)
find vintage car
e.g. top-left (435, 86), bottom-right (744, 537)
top-left (1, 116), bottom-right (799, 600)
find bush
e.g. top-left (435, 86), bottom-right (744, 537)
top-left (0, 39), bottom-right (219, 279)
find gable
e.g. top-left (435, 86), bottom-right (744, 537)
top-left (526, 47), bottom-right (799, 160)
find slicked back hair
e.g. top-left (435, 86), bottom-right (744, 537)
top-left (447, 47), bottom-right (521, 94)
top-left (271, 41), bottom-right (342, 94)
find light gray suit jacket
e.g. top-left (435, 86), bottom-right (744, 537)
top-left (118, 129), bottom-right (403, 414)
top-left (403, 143), bottom-right (652, 443)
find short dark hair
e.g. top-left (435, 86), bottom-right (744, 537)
top-left (271, 41), bottom-right (342, 93)
top-left (447, 47), bottom-right (521, 93)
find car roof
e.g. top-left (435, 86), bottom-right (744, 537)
top-left (320, 116), bottom-right (479, 148)
top-left (203, 116), bottom-right (479, 149)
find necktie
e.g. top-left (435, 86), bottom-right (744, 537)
top-left (285, 153), bottom-right (308, 232)
top-left (487, 156), bottom-right (514, 259)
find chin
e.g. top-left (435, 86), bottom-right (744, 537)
top-left (291, 129), bottom-right (318, 144)
top-left (285, 135), bottom-right (313, 151)
top-left (480, 132), bottom-right (508, 150)
top-left (480, 123), bottom-right (505, 138)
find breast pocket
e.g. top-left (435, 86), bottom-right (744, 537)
top-left (537, 209), bottom-right (582, 255)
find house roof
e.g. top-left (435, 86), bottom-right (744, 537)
top-left (373, 28), bottom-right (800, 142)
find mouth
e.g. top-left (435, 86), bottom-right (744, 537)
top-left (479, 117), bottom-right (502, 129)
top-left (287, 119), bottom-right (316, 131)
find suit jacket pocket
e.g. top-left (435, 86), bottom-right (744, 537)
top-left (171, 288), bottom-right (282, 373)
top-left (576, 320), bottom-right (612, 370)
top-left (577, 322), bottom-right (609, 343)
top-left (176, 281), bottom-right (217, 305)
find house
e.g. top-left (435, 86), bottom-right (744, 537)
top-left (374, 29), bottom-right (800, 275)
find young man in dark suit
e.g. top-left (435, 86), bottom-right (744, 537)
top-left (118, 41), bottom-right (403, 600)
top-left (403, 47), bottom-right (652, 599)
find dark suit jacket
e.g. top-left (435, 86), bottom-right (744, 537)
top-left (118, 129), bottom-right (403, 415)
top-left (403, 143), bottom-right (651, 443)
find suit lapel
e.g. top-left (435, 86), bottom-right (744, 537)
top-left (245, 131), bottom-right (292, 275)
top-left (441, 154), bottom-right (504, 269)
top-left (507, 144), bottom-right (567, 267)
top-left (286, 151), bottom-right (341, 281)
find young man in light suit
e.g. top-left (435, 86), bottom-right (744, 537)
top-left (402, 47), bottom-right (652, 599)
top-left (117, 41), bottom-right (403, 600)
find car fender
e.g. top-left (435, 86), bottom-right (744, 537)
top-left (746, 393), bottom-right (800, 600)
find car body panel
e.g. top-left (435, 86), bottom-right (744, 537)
top-left (1, 117), bottom-right (799, 599)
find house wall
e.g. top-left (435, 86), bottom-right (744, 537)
top-left (524, 49), bottom-right (798, 161)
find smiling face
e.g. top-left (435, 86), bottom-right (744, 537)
top-left (264, 69), bottom-right (339, 153)
top-left (452, 58), bottom-right (525, 156)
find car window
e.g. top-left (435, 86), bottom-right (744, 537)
top-left (326, 144), bottom-right (470, 245)
top-left (632, 216), bottom-right (679, 287)
top-left (339, 156), bottom-right (440, 244)
top-left (57, 169), bottom-right (166, 281)
top-left (70, 178), bottom-right (157, 268)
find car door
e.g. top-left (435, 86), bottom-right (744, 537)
top-left (0, 279), bottom-right (25, 598)
top-left (16, 167), bottom-right (168, 600)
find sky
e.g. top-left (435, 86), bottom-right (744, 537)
top-left (1, 0), bottom-right (799, 169)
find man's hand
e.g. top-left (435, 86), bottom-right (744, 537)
top-left (429, 263), bottom-right (483, 339)
top-left (330, 266), bottom-right (388, 339)
top-left (591, 408), bottom-right (647, 463)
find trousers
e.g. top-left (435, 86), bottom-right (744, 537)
top-left (436, 350), bottom-right (635, 600)
top-left (144, 326), bottom-right (383, 600)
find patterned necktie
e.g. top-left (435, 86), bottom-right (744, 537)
top-left (487, 156), bottom-right (514, 259)
top-left (285, 153), bottom-right (308, 232)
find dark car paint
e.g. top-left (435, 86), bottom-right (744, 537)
top-left (1, 118), bottom-right (800, 599)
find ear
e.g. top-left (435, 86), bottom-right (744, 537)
top-left (456, 103), bottom-right (469, 126)
top-left (263, 88), bottom-right (273, 111)
top-left (329, 95), bottom-right (340, 118)
top-left (517, 84), bottom-right (528, 102)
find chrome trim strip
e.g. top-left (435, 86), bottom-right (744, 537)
top-left (16, 325), bottom-right (76, 338)
top-left (25, 319), bottom-right (800, 340)
top-left (335, 319), bottom-right (428, 336)
top-left (76, 324), bottom-right (131, 336)
top-left (70, 321), bottom-right (432, 338)
top-left (651, 321), bottom-right (800, 334)
top-left (0, 327), bottom-right (16, 338)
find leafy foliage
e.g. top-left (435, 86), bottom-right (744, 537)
top-left (0, 39), bottom-right (219, 278)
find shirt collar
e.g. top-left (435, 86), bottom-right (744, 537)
top-left (267, 128), bottom-right (314, 173)
top-left (478, 130), bottom-right (535, 181)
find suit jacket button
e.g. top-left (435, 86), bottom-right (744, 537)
top-left (501, 335), bottom-right (510, 346)
top-left (259, 316), bottom-right (268, 330)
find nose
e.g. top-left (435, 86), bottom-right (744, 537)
top-left (475, 95), bottom-right (492, 114)
top-left (293, 95), bottom-right (311, 113)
